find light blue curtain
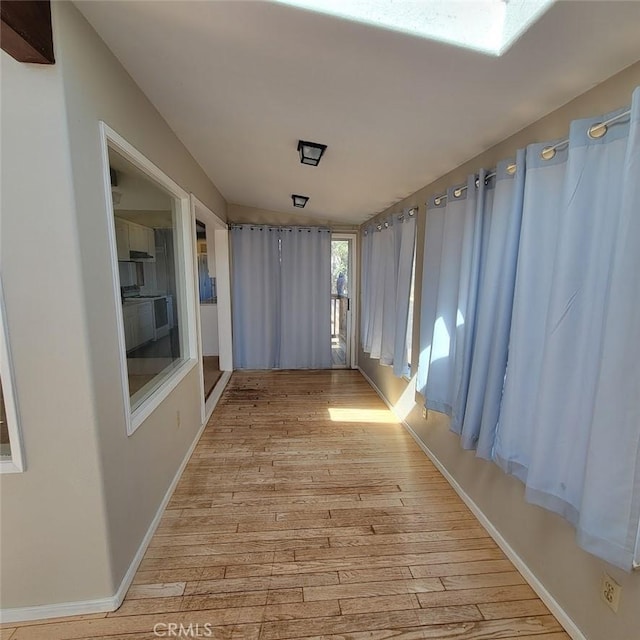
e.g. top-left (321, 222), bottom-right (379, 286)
top-left (231, 225), bottom-right (331, 370)
top-left (231, 226), bottom-right (281, 369)
top-left (458, 154), bottom-right (526, 458)
top-left (363, 225), bottom-right (384, 356)
top-left (280, 228), bottom-right (331, 369)
top-left (492, 143), bottom-right (567, 481)
top-left (417, 201), bottom-right (445, 395)
top-left (379, 222), bottom-right (397, 365)
top-left (360, 228), bottom-right (373, 348)
top-left (495, 90), bottom-right (640, 569)
top-left (417, 88), bottom-right (639, 569)
top-left (418, 182), bottom-right (474, 414)
top-left (361, 212), bottom-right (416, 376)
top-left (393, 212), bottom-right (417, 377)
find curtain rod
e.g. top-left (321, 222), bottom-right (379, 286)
top-left (229, 223), bottom-right (330, 231)
top-left (431, 108), bottom-right (632, 207)
top-left (364, 207), bottom-right (417, 234)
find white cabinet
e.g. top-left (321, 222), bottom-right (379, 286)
top-left (115, 217), bottom-right (155, 261)
top-left (123, 305), bottom-right (138, 352)
top-left (115, 218), bottom-right (130, 261)
top-left (137, 302), bottom-right (154, 344)
top-left (128, 223), bottom-right (155, 260)
top-left (145, 227), bottom-right (156, 259)
top-left (123, 300), bottom-right (154, 351)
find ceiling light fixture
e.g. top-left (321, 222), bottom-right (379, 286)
top-left (297, 140), bottom-right (327, 166)
top-left (292, 194), bottom-right (309, 208)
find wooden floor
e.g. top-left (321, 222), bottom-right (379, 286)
top-left (2, 371), bottom-right (569, 640)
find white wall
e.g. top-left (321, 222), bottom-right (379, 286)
top-left (358, 62), bottom-right (640, 640)
top-left (0, 52), bottom-right (112, 606)
top-left (53, 0), bottom-right (229, 593)
top-left (0, 1), bottom-right (230, 611)
top-left (200, 305), bottom-right (219, 356)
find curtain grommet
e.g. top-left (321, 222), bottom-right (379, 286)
top-left (588, 122), bottom-right (608, 139)
top-left (541, 146), bottom-right (556, 161)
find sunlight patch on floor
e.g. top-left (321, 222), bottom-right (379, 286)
top-left (328, 407), bottom-right (399, 424)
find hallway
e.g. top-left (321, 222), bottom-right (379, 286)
top-left (3, 371), bottom-right (568, 639)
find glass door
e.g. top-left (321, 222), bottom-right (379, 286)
top-left (331, 235), bottom-right (355, 368)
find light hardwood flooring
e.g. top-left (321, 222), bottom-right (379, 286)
top-left (1, 371), bottom-right (570, 640)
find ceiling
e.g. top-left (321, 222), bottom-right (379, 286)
top-left (75, 1), bottom-right (640, 224)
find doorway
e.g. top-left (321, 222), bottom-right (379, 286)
top-left (191, 196), bottom-right (233, 424)
top-left (331, 234), bottom-right (356, 368)
top-left (195, 220), bottom-right (222, 399)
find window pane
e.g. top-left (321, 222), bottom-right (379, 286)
top-left (331, 240), bottom-right (349, 296)
top-left (108, 147), bottom-right (188, 412)
top-left (196, 223), bottom-right (216, 304)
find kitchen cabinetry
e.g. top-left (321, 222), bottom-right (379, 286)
top-left (128, 223), bottom-right (155, 258)
top-left (115, 218), bottom-right (130, 261)
top-left (123, 300), bottom-right (154, 352)
top-left (115, 217), bottom-right (156, 261)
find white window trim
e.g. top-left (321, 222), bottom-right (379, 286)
top-left (99, 123), bottom-right (198, 436)
top-left (0, 277), bottom-right (25, 473)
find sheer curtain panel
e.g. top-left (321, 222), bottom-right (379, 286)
top-left (415, 87), bottom-right (640, 569)
top-left (360, 228), bottom-right (373, 349)
top-left (417, 181), bottom-right (475, 414)
top-left (231, 225), bottom-right (332, 370)
top-left (361, 211), bottom-right (416, 377)
top-left (279, 228), bottom-right (331, 369)
top-left (495, 90), bottom-right (640, 569)
top-left (231, 226), bottom-right (281, 369)
top-left (459, 154), bottom-right (525, 458)
top-left (392, 213), bottom-right (416, 377)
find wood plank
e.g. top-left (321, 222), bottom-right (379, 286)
top-left (416, 584), bottom-right (537, 608)
top-left (409, 559), bottom-right (515, 578)
top-left (479, 598), bottom-right (551, 619)
top-left (124, 582), bottom-right (185, 600)
top-left (441, 571), bottom-right (526, 590)
top-left (304, 578), bottom-right (444, 602)
top-left (184, 572), bottom-right (340, 596)
top-left (338, 567), bottom-right (413, 583)
top-left (264, 600), bottom-right (341, 621)
top-left (339, 593), bottom-right (420, 615)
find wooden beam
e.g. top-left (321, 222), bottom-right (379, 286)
top-left (1, 1), bottom-right (54, 64)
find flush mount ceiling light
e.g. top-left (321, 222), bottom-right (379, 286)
top-left (297, 140), bottom-right (327, 166)
top-left (292, 194), bottom-right (310, 208)
top-left (275, 1), bottom-right (555, 56)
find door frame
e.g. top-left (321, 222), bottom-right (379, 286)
top-left (331, 232), bottom-right (358, 369)
top-left (190, 195), bottom-right (233, 425)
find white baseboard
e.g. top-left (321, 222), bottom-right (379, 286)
top-left (0, 373), bottom-right (232, 624)
top-left (0, 597), bottom-right (117, 625)
top-left (357, 366), bottom-right (586, 640)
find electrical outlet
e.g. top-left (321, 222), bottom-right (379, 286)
top-left (422, 407), bottom-right (428, 420)
top-left (176, 410), bottom-right (181, 428)
top-left (601, 573), bottom-right (621, 612)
